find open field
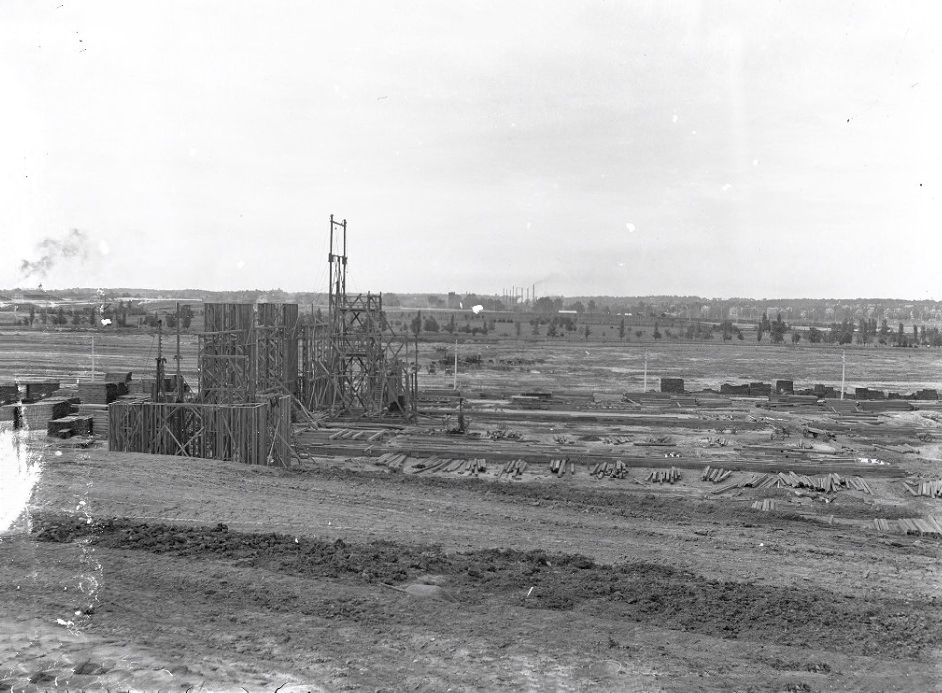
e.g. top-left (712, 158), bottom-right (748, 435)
top-left (2, 331), bottom-right (942, 691)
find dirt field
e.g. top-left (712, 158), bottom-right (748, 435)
top-left (2, 333), bottom-right (942, 692)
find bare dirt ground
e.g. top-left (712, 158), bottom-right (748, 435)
top-left (2, 334), bottom-right (941, 692)
top-left (2, 440), bottom-right (941, 692)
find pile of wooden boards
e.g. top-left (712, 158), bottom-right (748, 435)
top-left (901, 479), bottom-right (942, 497)
top-left (328, 428), bottom-right (388, 442)
top-left (18, 399), bottom-right (73, 431)
top-left (374, 452), bottom-right (411, 471)
top-left (550, 458), bottom-right (575, 476)
top-left (75, 404), bottom-right (109, 439)
top-left (77, 382), bottom-right (118, 405)
top-left (751, 499), bottom-right (777, 511)
top-left (412, 457), bottom-right (487, 475)
top-left (591, 459), bottom-right (629, 479)
top-left (647, 467), bottom-right (681, 483)
top-left (875, 517), bottom-right (942, 536)
top-left (0, 384), bottom-right (19, 405)
top-left (47, 415), bottom-right (93, 438)
top-left (701, 466), bottom-right (734, 483)
top-left (497, 459), bottom-right (527, 478)
top-left (713, 471), bottom-right (872, 495)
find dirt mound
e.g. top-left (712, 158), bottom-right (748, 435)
top-left (31, 513), bottom-right (942, 659)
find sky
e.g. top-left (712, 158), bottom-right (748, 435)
top-left (1, 1), bottom-right (940, 299)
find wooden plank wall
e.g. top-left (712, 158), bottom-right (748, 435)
top-left (108, 399), bottom-right (292, 466)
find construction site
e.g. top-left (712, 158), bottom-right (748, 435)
top-left (2, 217), bottom-right (942, 692)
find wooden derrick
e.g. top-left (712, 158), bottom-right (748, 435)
top-left (298, 216), bottom-right (415, 418)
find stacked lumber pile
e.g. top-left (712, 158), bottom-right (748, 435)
top-left (549, 458), bottom-right (575, 476)
top-left (696, 396), bottom-right (733, 409)
top-left (0, 384), bottom-right (19, 405)
top-left (0, 404), bottom-right (17, 424)
top-left (75, 404), bottom-right (108, 438)
top-left (660, 377), bottom-right (684, 394)
top-left (891, 517), bottom-right (942, 536)
top-left (591, 459), bottom-right (629, 479)
top-left (496, 459), bottom-right (527, 478)
top-left (47, 415), bottom-right (93, 438)
top-left (328, 428), bottom-right (389, 442)
top-left (701, 466), bottom-right (734, 483)
top-left (751, 499), bottom-right (777, 511)
top-left (858, 400), bottom-right (913, 413)
top-left (600, 436), bottom-right (632, 445)
top-left (713, 471), bottom-right (872, 494)
top-left (374, 452), bottom-right (411, 471)
top-left (24, 382), bottom-right (61, 401)
top-left (900, 479), bottom-right (942, 498)
top-left (77, 382), bottom-right (118, 405)
top-left (18, 399), bottom-right (73, 431)
top-left (412, 457), bottom-right (487, 475)
top-left (647, 467), bottom-right (680, 483)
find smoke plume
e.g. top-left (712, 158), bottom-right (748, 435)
top-left (19, 229), bottom-right (89, 280)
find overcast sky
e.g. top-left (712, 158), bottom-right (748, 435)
top-left (2, 1), bottom-right (940, 299)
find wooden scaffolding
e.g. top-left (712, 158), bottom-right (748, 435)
top-left (299, 216), bottom-right (415, 417)
top-left (109, 396), bottom-right (292, 466)
top-left (109, 301), bottom-right (300, 466)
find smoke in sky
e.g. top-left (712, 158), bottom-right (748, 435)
top-left (19, 229), bottom-right (89, 280)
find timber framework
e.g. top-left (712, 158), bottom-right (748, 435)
top-left (109, 214), bottom-right (415, 467)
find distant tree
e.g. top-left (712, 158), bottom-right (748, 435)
top-left (808, 326), bottom-right (823, 343)
top-left (531, 319), bottom-right (541, 336)
top-left (55, 307), bottom-right (66, 325)
top-left (879, 319), bottom-right (890, 341)
top-left (514, 320), bottom-right (521, 337)
top-left (568, 301), bottom-right (585, 314)
top-left (619, 318), bottom-right (626, 340)
top-left (28, 306), bottom-right (35, 326)
top-left (897, 322), bottom-right (905, 347)
top-left (913, 324), bottom-right (919, 346)
top-left (71, 310), bottom-right (81, 326)
top-left (422, 316), bottom-right (440, 333)
top-left (40, 309), bottom-right (48, 325)
top-left (411, 311), bottom-right (423, 335)
top-left (653, 323), bottom-right (661, 340)
top-left (546, 319), bottom-right (558, 338)
top-left (583, 324), bottom-right (591, 340)
top-left (587, 299), bottom-right (597, 314)
top-left (791, 331), bottom-right (801, 344)
top-left (635, 330), bottom-right (644, 339)
top-left (445, 314), bottom-right (456, 334)
top-left (770, 313), bottom-right (788, 343)
top-left (760, 311), bottom-right (772, 333)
